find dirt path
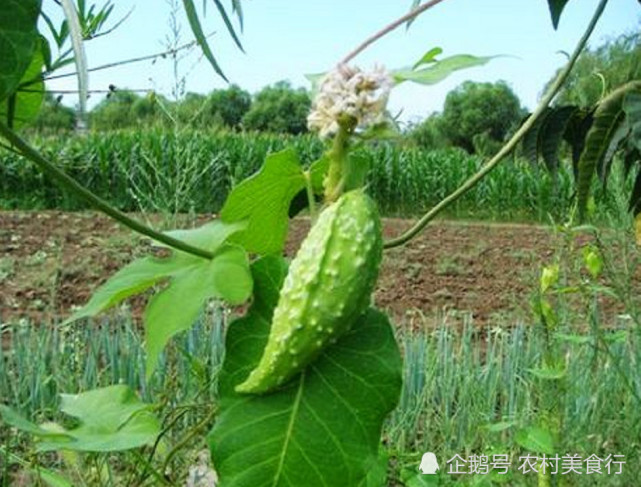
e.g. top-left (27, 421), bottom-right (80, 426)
top-left (0, 211), bottom-right (569, 326)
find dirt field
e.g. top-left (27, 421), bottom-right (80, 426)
top-left (0, 210), bottom-right (570, 326)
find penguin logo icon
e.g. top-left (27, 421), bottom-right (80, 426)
top-left (419, 452), bottom-right (439, 474)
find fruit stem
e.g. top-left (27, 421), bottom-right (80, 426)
top-left (324, 125), bottom-right (350, 202)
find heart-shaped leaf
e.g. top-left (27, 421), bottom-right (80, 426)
top-left (221, 149), bottom-right (308, 255)
top-left (1, 385), bottom-right (160, 452)
top-left (208, 257), bottom-right (402, 487)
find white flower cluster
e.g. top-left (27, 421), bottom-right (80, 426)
top-left (307, 64), bottom-right (393, 138)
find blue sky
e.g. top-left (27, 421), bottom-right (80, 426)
top-left (45, 0), bottom-right (639, 123)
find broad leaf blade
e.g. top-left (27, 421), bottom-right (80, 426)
top-left (145, 245), bottom-right (252, 375)
top-left (1, 38), bottom-right (45, 128)
top-left (37, 385), bottom-right (160, 452)
top-left (577, 82), bottom-right (641, 218)
top-left (539, 106), bottom-right (577, 172)
top-left (209, 258), bottom-right (402, 487)
top-left (183, 0), bottom-right (228, 81)
top-left (516, 426), bottom-right (555, 454)
top-left (393, 54), bottom-right (495, 86)
top-left (66, 220), bottom-right (245, 324)
top-left (563, 107), bottom-right (594, 177)
top-left (521, 110), bottom-right (549, 166)
top-left (0, 0), bottom-right (40, 104)
top-left (624, 90), bottom-right (641, 151)
top-left (0, 405), bottom-right (70, 439)
top-left (3, 386), bottom-right (160, 453)
top-left (64, 256), bottom-right (185, 324)
top-left (221, 148), bottom-right (307, 255)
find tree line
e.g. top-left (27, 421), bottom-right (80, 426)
top-left (32, 30), bottom-right (640, 156)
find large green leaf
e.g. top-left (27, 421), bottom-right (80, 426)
top-left (522, 110), bottom-right (549, 165)
top-left (624, 90), bottom-right (641, 152)
top-left (1, 385), bottom-right (160, 452)
top-left (208, 257), bottom-right (403, 487)
top-left (392, 54), bottom-right (495, 86)
top-left (65, 220), bottom-right (247, 323)
top-left (539, 106), bottom-right (577, 172)
top-left (221, 148), bottom-right (307, 255)
top-left (522, 106), bottom-right (578, 172)
top-left (547, 0), bottom-right (570, 29)
top-left (563, 107), bottom-right (594, 177)
top-left (64, 221), bottom-right (252, 375)
top-left (0, 0), bottom-right (41, 103)
top-left (144, 244), bottom-right (251, 374)
top-left (515, 426), bottom-right (556, 455)
top-left (1, 40), bottom-right (45, 128)
top-left (576, 81), bottom-right (641, 218)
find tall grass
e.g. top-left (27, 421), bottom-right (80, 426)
top-left (0, 129), bottom-right (626, 222)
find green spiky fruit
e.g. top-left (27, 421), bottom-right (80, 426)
top-left (235, 189), bottom-right (382, 394)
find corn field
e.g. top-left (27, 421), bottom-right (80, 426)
top-left (0, 129), bottom-right (627, 222)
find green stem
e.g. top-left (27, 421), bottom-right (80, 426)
top-left (161, 406), bottom-right (217, 478)
top-left (304, 170), bottom-right (317, 220)
top-left (324, 125), bottom-right (350, 202)
top-left (130, 450), bottom-right (172, 486)
top-left (383, 0), bottom-right (610, 249)
top-left (0, 124), bottom-right (215, 260)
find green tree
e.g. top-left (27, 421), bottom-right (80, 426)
top-left (89, 90), bottom-right (141, 130)
top-left (406, 114), bottom-right (446, 150)
top-left (438, 80), bottom-right (524, 153)
top-left (242, 81), bottom-right (311, 134)
top-left (205, 84), bottom-right (251, 128)
top-left (547, 30), bottom-right (641, 107)
top-left (90, 90), bottom-right (166, 130)
top-left (30, 92), bottom-right (75, 133)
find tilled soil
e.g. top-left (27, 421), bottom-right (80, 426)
top-left (0, 210), bottom-right (613, 327)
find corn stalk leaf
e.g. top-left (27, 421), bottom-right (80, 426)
top-left (576, 81), bottom-right (641, 219)
top-left (209, 256), bottom-right (402, 487)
